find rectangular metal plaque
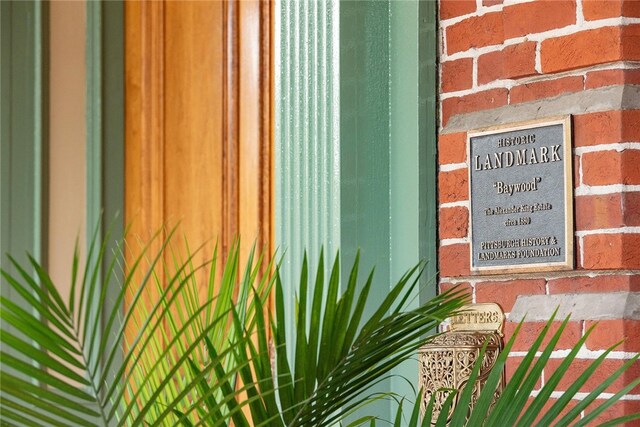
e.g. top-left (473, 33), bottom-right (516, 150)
top-left (468, 116), bottom-right (573, 274)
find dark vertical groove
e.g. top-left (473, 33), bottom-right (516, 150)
top-left (223, 0), bottom-right (239, 256)
top-left (421, 0), bottom-right (438, 302)
top-left (259, 0), bottom-right (272, 254)
top-left (39, 0), bottom-right (50, 273)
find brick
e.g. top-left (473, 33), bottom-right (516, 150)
top-left (622, 0), bottom-right (640, 17)
top-left (503, 0), bottom-right (576, 39)
top-left (439, 243), bottom-right (470, 277)
top-left (439, 169), bottom-right (469, 204)
top-left (548, 274), bottom-right (640, 294)
top-left (582, 149), bottom-right (640, 186)
top-left (438, 132), bottom-right (467, 165)
top-left (624, 192), bottom-right (640, 226)
top-left (574, 111), bottom-right (614, 148)
top-left (440, 0), bottom-right (476, 20)
top-left (583, 0), bottom-right (623, 20)
top-left (477, 50), bottom-right (503, 85)
top-left (575, 194), bottom-right (624, 231)
top-left (541, 27), bottom-right (625, 74)
top-left (573, 110), bottom-right (640, 148)
top-left (545, 357), bottom-right (640, 394)
top-left (446, 12), bottom-right (503, 54)
top-left (585, 68), bottom-right (640, 89)
top-left (483, 0), bottom-right (503, 6)
top-left (586, 319), bottom-right (640, 352)
top-left (623, 24), bottom-right (640, 59)
top-left (582, 233), bottom-right (640, 269)
top-left (592, 400), bottom-right (640, 427)
top-left (441, 58), bottom-right (473, 93)
top-left (509, 76), bottom-right (584, 104)
top-left (475, 279), bottom-right (546, 313)
top-left (441, 88), bottom-right (508, 126)
top-left (624, 150), bottom-right (640, 183)
top-left (542, 25), bottom-right (640, 73)
top-left (582, 151), bottom-right (622, 186)
top-left (500, 42), bottom-right (538, 80)
top-left (504, 320), bottom-right (583, 352)
top-left (439, 206), bottom-right (469, 239)
top-left (477, 42), bottom-right (538, 85)
top-left (583, 0), bottom-right (640, 20)
top-left (621, 110), bottom-right (640, 142)
top-left (439, 281), bottom-right (473, 302)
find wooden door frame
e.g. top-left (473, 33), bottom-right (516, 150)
top-left (124, 0), bottom-right (273, 261)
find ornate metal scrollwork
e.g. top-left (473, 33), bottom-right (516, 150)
top-left (419, 303), bottom-right (505, 425)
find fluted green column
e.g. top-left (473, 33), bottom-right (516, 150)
top-left (275, 0), bottom-right (342, 346)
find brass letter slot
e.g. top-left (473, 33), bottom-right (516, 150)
top-left (419, 303), bottom-right (505, 425)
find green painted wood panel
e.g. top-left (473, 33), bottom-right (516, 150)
top-left (339, 1), bottom-right (391, 420)
top-left (389, 0), bottom-right (439, 403)
top-left (0, 1), bottom-right (48, 330)
top-left (340, 0), bottom-right (391, 292)
top-left (419, 0), bottom-right (439, 305)
top-left (100, 1), bottom-right (125, 247)
top-left (0, 0), bottom-right (124, 365)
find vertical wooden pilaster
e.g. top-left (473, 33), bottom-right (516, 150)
top-left (125, 0), bottom-right (272, 292)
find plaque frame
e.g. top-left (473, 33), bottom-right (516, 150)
top-left (467, 116), bottom-right (574, 275)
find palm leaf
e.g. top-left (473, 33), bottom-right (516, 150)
top-left (186, 251), bottom-right (469, 426)
top-left (0, 224), bottom-right (274, 426)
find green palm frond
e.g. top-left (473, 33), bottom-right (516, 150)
top-left (11, 225), bottom-right (635, 427)
top-left (179, 251), bottom-right (469, 427)
top-left (0, 225), bottom-right (273, 426)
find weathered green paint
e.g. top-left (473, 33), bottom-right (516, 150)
top-left (0, 1), bottom-right (48, 323)
top-left (276, 0), bottom-right (438, 418)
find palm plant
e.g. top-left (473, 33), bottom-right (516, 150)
top-left (2, 226), bottom-right (638, 426)
top-left (169, 260), bottom-right (640, 427)
top-left (0, 228), bottom-right (467, 426)
top-left (0, 227), bottom-right (275, 426)
top-left (170, 252), bottom-right (468, 426)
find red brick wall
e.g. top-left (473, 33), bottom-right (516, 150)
top-left (437, 0), bottom-right (640, 422)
